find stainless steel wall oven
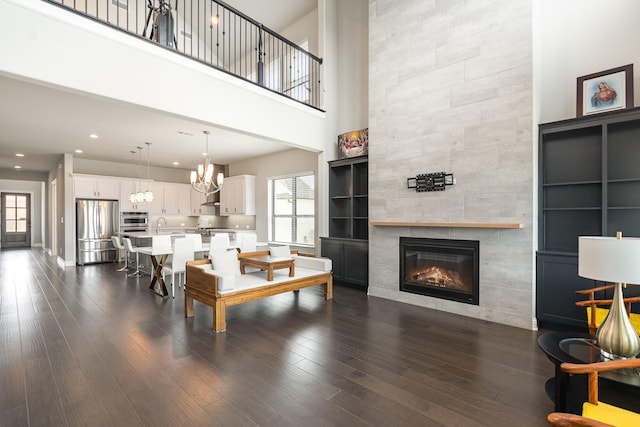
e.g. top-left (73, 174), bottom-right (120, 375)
top-left (120, 211), bottom-right (149, 232)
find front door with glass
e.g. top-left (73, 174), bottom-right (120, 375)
top-left (1, 192), bottom-right (31, 248)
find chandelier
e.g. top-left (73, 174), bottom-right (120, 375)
top-left (190, 130), bottom-right (224, 196)
top-left (129, 144), bottom-right (154, 203)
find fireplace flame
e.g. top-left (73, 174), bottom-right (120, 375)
top-left (411, 266), bottom-right (463, 289)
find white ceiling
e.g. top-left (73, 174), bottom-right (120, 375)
top-left (0, 0), bottom-right (318, 174)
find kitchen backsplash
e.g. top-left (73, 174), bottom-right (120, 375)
top-left (148, 214), bottom-right (256, 230)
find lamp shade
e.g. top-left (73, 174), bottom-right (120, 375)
top-left (578, 235), bottom-right (640, 284)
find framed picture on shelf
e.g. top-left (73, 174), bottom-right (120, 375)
top-left (577, 64), bottom-right (634, 117)
top-left (338, 128), bottom-right (368, 159)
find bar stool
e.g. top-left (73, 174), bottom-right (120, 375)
top-left (111, 236), bottom-right (128, 272)
top-left (122, 237), bottom-right (143, 277)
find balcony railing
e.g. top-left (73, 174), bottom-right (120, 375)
top-left (44, 0), bottom-right (323, 111)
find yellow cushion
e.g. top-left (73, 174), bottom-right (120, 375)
top-left (583, 401), bottom-right (640, 427)
top-left (588, 307), bottom-right (640, 335)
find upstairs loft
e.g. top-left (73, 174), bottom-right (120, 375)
top-left (0, 0), bottom-right (326, 157)
top-left (45, 0), bottom-right (323, 111)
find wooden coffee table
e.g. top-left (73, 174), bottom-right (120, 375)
top-left (239, 255), bottom-right (295, 281)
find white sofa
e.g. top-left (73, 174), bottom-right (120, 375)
top-left (185, 251), bottom-right (333, 332)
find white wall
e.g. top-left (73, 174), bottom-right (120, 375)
top-left (538, 0), bottom-right (640, 123)
top-left (335, 0), bottom-right (368, 134)
top-left (279, 8), bottom-right (319, 56)
top-left (74, 158), bottom-right (193, 184)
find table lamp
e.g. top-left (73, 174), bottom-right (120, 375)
top-left (578, 232), bottom-right (640, 359)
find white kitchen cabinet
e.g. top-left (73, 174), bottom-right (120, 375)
top-left (189, 187), bottom-right (207, 215)
top-left (220, 175), bottom-right (255, 215)
top-left (149, 182), bottom-right (192, 215)
top-left (176, 184), bottom-right (191, 215)
top-left (74, 175), bottom-right (120, 199)
top-left (148, 182), bottom-right (164, 214)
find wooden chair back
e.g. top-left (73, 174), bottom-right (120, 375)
top-left (575, 284), bottom-right (640, 335)
top-left (548, 358), bottom-right (640, 426)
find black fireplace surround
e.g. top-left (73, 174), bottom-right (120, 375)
top-left (399, 237), bottom-right (479, 305)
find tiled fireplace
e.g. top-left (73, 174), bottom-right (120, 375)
top-left (399, 237), bottom-right (479, 305)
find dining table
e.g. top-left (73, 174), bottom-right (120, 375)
top-left (136, 243), bottom-right (210, 298)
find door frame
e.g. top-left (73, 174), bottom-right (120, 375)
top-left (1, 192), bottom-right (32, 249)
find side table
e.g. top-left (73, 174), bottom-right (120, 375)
top-left (538, 331), bottom-right (640, 414)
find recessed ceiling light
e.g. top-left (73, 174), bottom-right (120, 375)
top-left (15, 153), bottom-right (24, 157)
top-left (89, 134), bottom-right (99, 139)
top-left (75, 149), bottom-right (83, 154)
top-left (177, 130), bottom-right (194, 136)
top-left (172, 161), bottom-right (179, 166)
top-left (14, 165), bottom-right (21, 169)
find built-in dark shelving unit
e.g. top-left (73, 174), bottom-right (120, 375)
top-left (321, 155), bottom-right (368, 289)
top-left (537, 107), bottom-right (640, 329)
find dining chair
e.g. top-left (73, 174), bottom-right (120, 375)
top-left (191, 233), bottom-right (204, 259)
top-left (162, 238), bottom-right (194, 298)
top-left (111, 235), bottom-right (128, 272)
top-left (209, 233), bottom-right (230, 258)
top-left (238, 233), bottom-right (257, 253)
top-left (151, 235), bottom-right (172, 252)
top-left (182, 234), bottom-right (204, 259)
top-left (122, 237), bottom-right (144, 277)
top-left (189, 234), bottom-right (203, 251)
top-left (182, 233), bottom-right (203, 250)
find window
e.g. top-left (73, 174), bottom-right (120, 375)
top-left (268, 172), bottom-right (314, 245)
top-left (285, 40), bottom-right (310, 103)
top-left (4, 194), bottom-right (28, 232)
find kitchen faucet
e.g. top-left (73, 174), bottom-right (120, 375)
top-left (156, 216), bottom-right (167, 233)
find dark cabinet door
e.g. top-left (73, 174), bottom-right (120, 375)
top-left (536, 253), bottom-right (596, 329)
top-left (320, 237), bottom-right (368, 289)
top-left (321, 238), bottom-right (344, 281)
top-left (343, 240), bottom-right (368, 287)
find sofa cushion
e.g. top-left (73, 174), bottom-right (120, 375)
top-left (292, 255), bottom-right (332, 272)
top-left (219, 267), bottom-right (330, 294)
top-left (269, 245), bottom-right (291, 258)
top-left (211, 250), bottom-right (240, 276)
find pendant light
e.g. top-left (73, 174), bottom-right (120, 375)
top-left (129, 150), bottom-right (137, 204)
top-left (190, 130), bottom-right (224, 195)
top-left (144, 142), bottom-right (154, 202)
top-left (134, 146), bottom-right (145, 203)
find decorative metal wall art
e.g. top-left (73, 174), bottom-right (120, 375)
top-left (407, 172), bottom-right (454, 192)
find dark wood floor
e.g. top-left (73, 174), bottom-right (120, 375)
top-left (0, 248), bottom-right (555, 426)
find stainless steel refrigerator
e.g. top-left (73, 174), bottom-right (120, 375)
top-left (76, 199), bottom-right (119, 265)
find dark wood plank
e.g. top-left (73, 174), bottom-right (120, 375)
top-left (1, 248), bottom-right (556, 426)
top-left (0, 406), bottom-right (29, 427)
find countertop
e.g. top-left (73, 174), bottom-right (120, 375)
top-left (121, 229), bottom-right (256, 238)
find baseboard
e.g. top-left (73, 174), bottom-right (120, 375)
top-left (56, 256), bottom-right (74, 268)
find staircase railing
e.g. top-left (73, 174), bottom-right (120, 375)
top-left (44, 0), bottom-right (323, 111)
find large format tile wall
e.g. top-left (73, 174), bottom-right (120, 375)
top-left (367, 0), bottom-right (535, 329)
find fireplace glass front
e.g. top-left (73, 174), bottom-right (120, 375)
top-left (399, 237), bottom-right (479, 305)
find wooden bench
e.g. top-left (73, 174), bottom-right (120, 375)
top-left (185, 250), bottom-right (333, 332)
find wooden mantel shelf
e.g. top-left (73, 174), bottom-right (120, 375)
top-left (369, 221), bottom-right (523, 229)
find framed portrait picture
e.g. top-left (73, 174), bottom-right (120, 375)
top-left (338, 128), bottom-right (368, 159)
top-left (577, 64), bottom-right (634, 117)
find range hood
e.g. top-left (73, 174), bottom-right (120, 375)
top-left (200, 191), bottom-right (220, 206)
